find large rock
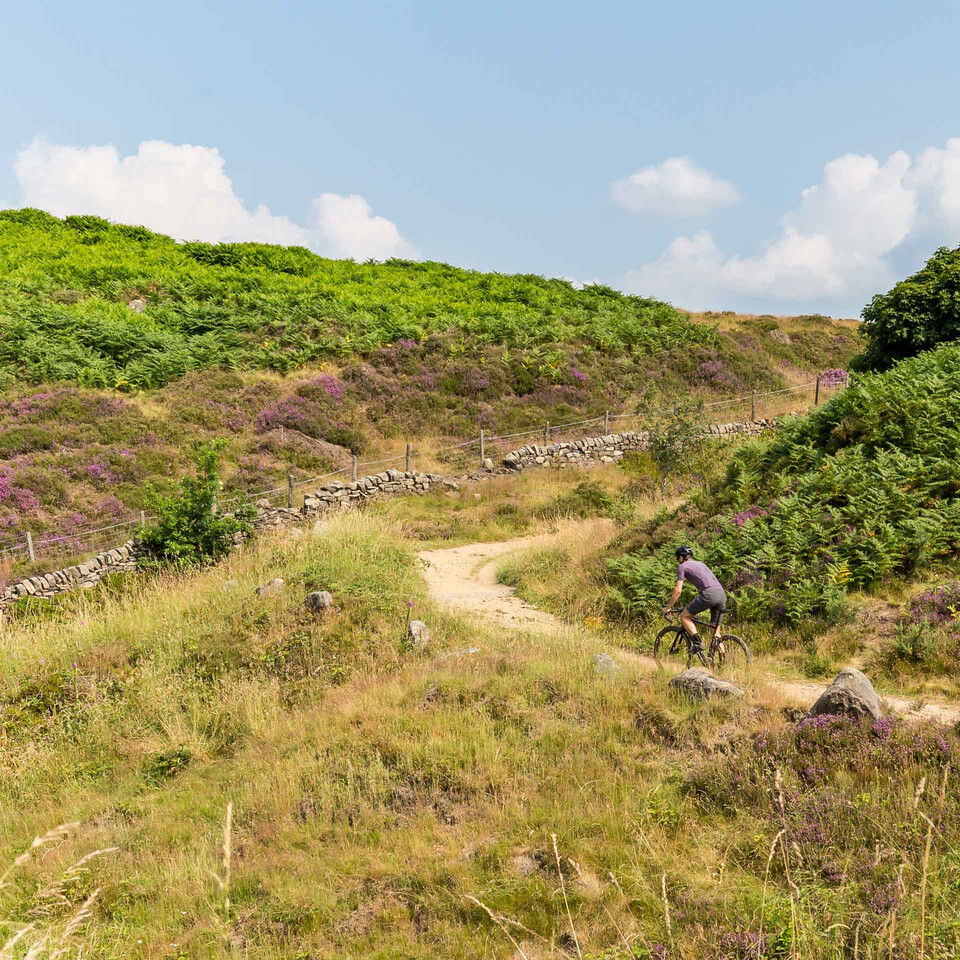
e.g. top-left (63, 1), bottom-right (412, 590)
top-left (806, 667), bottom-right (882, 720)
top-left (305, 590), bottom-right (333, 614)
top-left (669, 668), bottom-right (744, 700)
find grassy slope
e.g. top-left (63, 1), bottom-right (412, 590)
top-left (1, 506), bottom-right (958, 958)
top-left (0, 208), bottom-right (857, 579)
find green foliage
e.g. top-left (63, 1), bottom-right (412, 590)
top-left (138, 441), bottom-right (255, 564)
top-left (0, 209), bottom-right (711, 389)
top-left (636, 393), bottom-right (706, 492)
top-left (536, 481), bottom-right (631, 523)
top-left (609, 342), bottom-right (960, 628)
top-left (855, 244), bottom-right (960, 370)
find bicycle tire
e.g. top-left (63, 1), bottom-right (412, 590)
top-left (654, 625), bottom-right (687, 665)
top-left (709, 634), bottom-right (751, 671)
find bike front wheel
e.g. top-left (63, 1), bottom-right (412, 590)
top-left (654, 625), bottom-right (707, 668)
top-left (709, 634), bottom-right (751, 671)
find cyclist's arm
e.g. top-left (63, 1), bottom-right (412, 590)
top-left (663, 579), bottom-right (684, 612)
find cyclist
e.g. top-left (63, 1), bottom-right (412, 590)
top-left (661, 545), bottom-right (726, 654)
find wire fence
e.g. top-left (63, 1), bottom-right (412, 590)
top-left (0, 375), bottom-right (848, 572)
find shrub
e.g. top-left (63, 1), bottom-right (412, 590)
top-left (855, 244), bottom-right (960, 370)
top-left (138, 441), bottom-right (255, 564)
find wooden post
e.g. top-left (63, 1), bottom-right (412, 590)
top-left (544, 421), bottom-right (550, 445)
top-left (814, 375), bottom-right (821, 406)
top-left (479, 429), bottom-right (485, 464)
top-left (26, 531), bottom-right (35, 563)
top-left (287, 474), bottom-right (294, 508)
top-left (405, 442), bottom-right (412, 473)
top-left (751, 390), bottom-right (757, 421)
top-left (604, 410), bottom-right (609, 434)
top-left (139, 510), bottom-right (146, 527)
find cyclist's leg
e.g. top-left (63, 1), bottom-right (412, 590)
top-left (683, 594), bottom-right (709, 651)
top-left (708, 589), bottom-right (727, 641)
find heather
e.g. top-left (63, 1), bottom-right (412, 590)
top-left (607, 341), bottom-right (960, 629)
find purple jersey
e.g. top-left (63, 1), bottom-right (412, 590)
top-left (677, 559), bottom-right (722, 592)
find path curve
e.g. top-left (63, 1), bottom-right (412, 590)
top-left (419, 537), bottom-right (960, 725)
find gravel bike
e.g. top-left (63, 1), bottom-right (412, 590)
top-left (654, 609), bottom-right (751, 671)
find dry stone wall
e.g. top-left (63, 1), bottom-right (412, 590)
top-left (0, 417), bottom-right (778, 608)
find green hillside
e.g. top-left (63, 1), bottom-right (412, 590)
top-left (594, 340), bottom-right (960, 640)
top-left (0, 208), bottom-right (857, 580)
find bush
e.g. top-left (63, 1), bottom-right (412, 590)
top-left (138, 441), bottom-right (255, 564)
top-left (855, 244), bottom-right (960, 370)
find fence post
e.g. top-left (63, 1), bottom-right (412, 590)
top-left (139, 510), bottom-right (146, 528)
top-left (287, 474), bottom-right (294, 508)
top-left (544, 421), bottom-right (550, 445)
top-left (351, 455), bottom-right (358, 481)
top-left (405, 442), bottom-right (412, 474)
top-left (604, 410), bottom-right (609, 434)
top-left (26, 531), bottom-right (35, 563)
top-left (479, 429), bottom-right (485, 464)
top-left (751, 390), bottom-right (757, 421)
top-left (814, 375), bottom-right (821, 406)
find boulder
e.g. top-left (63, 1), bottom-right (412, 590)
top-left (305, 590), bottom-right (333, 614)
top-left (407, 619), bottom-right (430, 648)
top-left (669, 668), bottom-right (743, 700)
top-left (806, 667), bottom-right (882, 720)
top-left (592, 653), bottom-right (620, 678)
top-left (255, 577), bottom-right (285, 596)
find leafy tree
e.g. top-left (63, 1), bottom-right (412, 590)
top-left (636, 392), bottom-right (706, 493)
top-left (855, 245), bottom-right (960, 371)
top-left (138, 441), bottom-right (256, 564)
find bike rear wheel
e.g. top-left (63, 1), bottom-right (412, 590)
top-left (709, 633), bottom-right (751, 671)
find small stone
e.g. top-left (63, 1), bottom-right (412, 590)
top-left (256, 499), bottom-right (271, 509)
top-left (255, 577), bottom-right (285, 596)
top-left (592, 653), bottom-right (620, 678)
top-left (509, 855), bottom-right (539, 877)
top-left (473, 493), bottom-right (481, 501)
top-left (305, 590), bottom-right (333, 614)
top-left (408, 619), bottom-right (430, 648)
top-left (483, 458), bottom-right (494, 471)
top-left (806, 667), bottom-right (882, 720)
top-left (222, 579), bottom-right (239, 591)
top-left (669, 668), bottom-right (744, 700)
top-left (128, 298), bottom-right (146, 313)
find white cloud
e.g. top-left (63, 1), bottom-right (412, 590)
top-left (12, 138), bottom-right (416, 260)
top-left (612, 156), bottom-right (740, 217)
top-left (623, 142), bottom-right (960, 311)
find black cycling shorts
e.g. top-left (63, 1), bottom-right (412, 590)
top-left (685, 587), bottom-right (727, 625)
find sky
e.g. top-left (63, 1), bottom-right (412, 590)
top-left (2, 0), bottom-right (960, 317)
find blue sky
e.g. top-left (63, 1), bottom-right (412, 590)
top-left (3, 0), bottom-right (960, 317)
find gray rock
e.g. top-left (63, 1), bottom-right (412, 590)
top-left (483, 458), bottom-right (495, 471)
top-left (222, 579), bottom-right (239, 591)
top-left (669, 668), bottom-right (744, 700)
top-left (305, 590), bottom-right (333, 614)
top-left (128, 298), bottom-right (146, 313)
top-left (508, 854), bottom-right (539, 877)
top-left (255, 577), bottom-right (285, 596)
top-left (768, 328), bottom-right (792, 345)
top-left (256, 499), bottom-right (271, 509)
top-left (592, 653), bottom-right (620, 678)
top-left (806, 667), bottom-right (882, 720)
top-left (407, 619), bottom-right (430, 648)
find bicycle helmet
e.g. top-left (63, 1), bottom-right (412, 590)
top-left (675, 545), bottom-right (694, 561)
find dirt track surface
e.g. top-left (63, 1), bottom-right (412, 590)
top-left (419, 537), bottom-right (960, 725)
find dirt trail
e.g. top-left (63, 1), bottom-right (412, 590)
top-left (418, 536), bottom-right (960, 725)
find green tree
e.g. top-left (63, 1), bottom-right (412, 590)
top-left (637, 392), bottom-right (706, 493)
top-left (138, 441), bottom-right (256, 564)
top-left (855, 245), bottom-right (960, 371)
